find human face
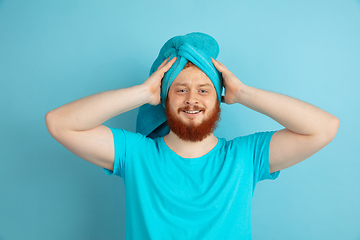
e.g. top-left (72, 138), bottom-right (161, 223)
top-left (166, 66), bottom-right (218, 127)
top-left (165, 66), bottom-right (221, 142)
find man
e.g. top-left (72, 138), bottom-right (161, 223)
top-left (45, 33), bottom-right (339, 239)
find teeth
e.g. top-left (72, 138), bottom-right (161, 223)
top-left (185, 110), bottom-right (200, 114)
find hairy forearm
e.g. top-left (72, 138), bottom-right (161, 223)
top-left (46, 85), bottom-right (150, 131)
top-left (237, 85), bottom-right (339, 136)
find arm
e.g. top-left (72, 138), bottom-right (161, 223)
top-left (45, 57), bottom-right (176, 170)
top-left (212, 58), bottom-right (340, 173)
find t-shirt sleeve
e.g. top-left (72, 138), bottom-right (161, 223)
top-left (103, 127), bottom-right (127, 178)
top-left (247, 131), bottom-right (280, 183)
top-left (103, 128), bottom-right (148, 179)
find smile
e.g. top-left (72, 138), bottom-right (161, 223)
top-left (184, 110), bottom-right (201, 114)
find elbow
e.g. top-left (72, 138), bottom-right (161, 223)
top-left (45, 111), bottom-right (52, 124)
top-left (330, 115), bottom-right (340, 137)
top-left (45, 111), bottom-right (60, 137)
top-left (323, 115), bottom-right (340, 143)
top-left (45, 111), bottom-right (54, 134)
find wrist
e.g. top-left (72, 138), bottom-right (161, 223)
top-left (138, 83), bottom-right (160, 105)
top-left (233, 82), bottom-right (249, 105)
top-left (125, 84), bottom-right (150, 106)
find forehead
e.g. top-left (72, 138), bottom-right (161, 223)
top-left (171, 66), bottom-right (214, 88)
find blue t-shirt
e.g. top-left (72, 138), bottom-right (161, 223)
top-left (104, 128), bottom-right (280, 240)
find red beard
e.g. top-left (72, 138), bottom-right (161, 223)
top-left (165, 98), bottom-right (221, 142)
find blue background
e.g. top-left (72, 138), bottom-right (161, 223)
top-left (1, 0), bottom-right (359, 239)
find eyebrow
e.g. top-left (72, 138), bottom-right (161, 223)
top-left (173, 83), bottom-right (213, 88)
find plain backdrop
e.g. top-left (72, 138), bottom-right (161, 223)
top-left (1, 0), bottom-right (359, 239)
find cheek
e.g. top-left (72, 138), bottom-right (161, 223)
top-left (168, 95), bottom-right (183, 107)
top-left (204, 98), bottom-right (217, 108)
top-left (205, 100), bottom-right (218, 114)
top-left (166, 98), bottom-right (180, 113)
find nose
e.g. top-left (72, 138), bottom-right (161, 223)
top-left (185, 90), bottom-right (198, 105)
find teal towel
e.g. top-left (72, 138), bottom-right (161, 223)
top-left (136, 32), bottom-right (223, 138)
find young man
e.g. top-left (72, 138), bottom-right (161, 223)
top-left (45, 33), bottom-right (339, 239)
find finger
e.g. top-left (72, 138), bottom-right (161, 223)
top-left (213, 58), bottom-right (227, 68)
top-left (211, 57), bottom-right (224, 71)
top-left (157, 57), bottom-right (170, 70)
top-left (159, 57), bottom-right (177, 72)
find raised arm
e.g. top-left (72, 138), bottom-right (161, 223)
top-left (212, 58), bottom-right (340, 173)
top-left (45, 57), bottom-right (176, 170)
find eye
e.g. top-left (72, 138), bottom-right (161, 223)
top-left (177, 89), bottom-right (187, 93)
top-left (199, 89), bottom-right (208, 94)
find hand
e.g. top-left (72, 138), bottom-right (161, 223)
top-left (142, 57), bottom-right (177, 105)
top-left (211, 57), bottom-right (245, 105)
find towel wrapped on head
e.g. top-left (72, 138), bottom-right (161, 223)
top-left (136, 32), bottom-right (223, 138)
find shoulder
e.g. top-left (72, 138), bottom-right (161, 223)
top-left (109, 127), bottom-right (158, 147)
top-left (222, 131), bottom-right (276, 151)
top-left (232, 131), bottom-right (276, 143)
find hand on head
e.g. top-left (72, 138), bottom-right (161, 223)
top-left (142, 57), bottom-right (177, 106)
top-left (211, 57), bottom-right (245, 105)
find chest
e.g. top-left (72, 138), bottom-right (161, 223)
top-left (125, 149), bottom-right (254, 200)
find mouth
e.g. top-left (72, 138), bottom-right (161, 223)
top-left (178, 107), bottom-right (205, 119)
top-left (183, 110), bottom-right (202, 114)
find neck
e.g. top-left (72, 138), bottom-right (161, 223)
top-left (163, 131), bottom-right (218, 158)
